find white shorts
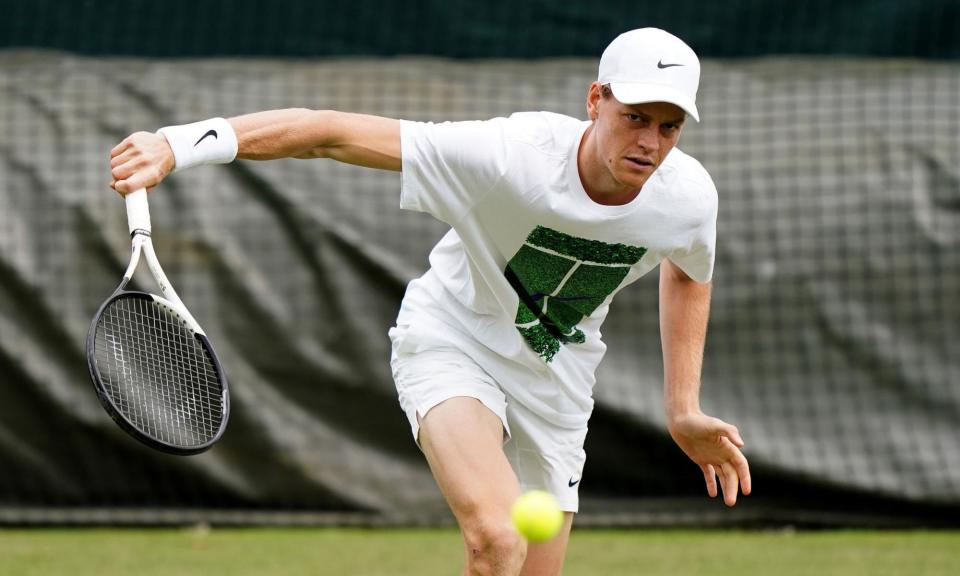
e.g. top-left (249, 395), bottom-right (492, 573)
top-left (389, 322), bottom-right (588, 512)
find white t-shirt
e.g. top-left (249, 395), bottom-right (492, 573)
top-left (394, 111), bottom-right (717, 426)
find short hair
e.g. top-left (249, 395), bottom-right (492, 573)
top-left (600, 83), bottom-right (614, 99)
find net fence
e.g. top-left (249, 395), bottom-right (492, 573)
top-left (0, 4), bottom-right (959, 527)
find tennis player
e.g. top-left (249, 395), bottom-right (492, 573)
top-left (109, 27), bottom-right (750, 576)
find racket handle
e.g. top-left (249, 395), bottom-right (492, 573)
top-left (125, 188), bottom-right (152, 236)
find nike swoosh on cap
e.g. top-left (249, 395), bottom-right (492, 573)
top-left (568, 477), bottom-right (580, 487)
top-left (194, 129), bottom-right (218, 146)
top-left (657, 60), bottom-right (684, 69)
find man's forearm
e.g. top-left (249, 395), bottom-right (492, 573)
top-left (230, 109), bottom-right (402, 170)
top-left (659, 258), bottom-right (712, 423)
top-left (229, 108), bottom-right (322, 160)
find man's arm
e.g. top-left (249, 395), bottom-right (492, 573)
top-left (659, 258), bottom-right (751, 507)
top-left (110, 109), bottom-right (400, 194)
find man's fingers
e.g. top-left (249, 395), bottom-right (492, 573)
top-left (702, 464), bottom-right (718, 498)
top-left (715, 464), bottom-right (730, 503)
top-left (111, 180), bottom-right (136, 196)
top-left (116, 177), bottom-right (147, 194)
top-left (115, 167), bottom-right (158, 195)
top-left (111, 160), bottom-right (138, 183)
top-left (123, 172), bottom-right (152, 194)
top-left (720, 422), bottom-right (744, 448)
top-left (734, 452), bottom-right (751, 496)
top-left (114, 179), bottom-right (132, 194)
top-left (718, 436), bottom-right (751, 496)
top-left (111, 155), bottom-right (157, 183)
top-left (110, 137), bottom-right (133, 156)
top-left (721, 463), bottom-right (740, 507)
top-left (110, 147), bottom-right (136, 169)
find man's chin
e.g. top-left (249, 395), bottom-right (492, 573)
top-left (616, 173), bottom-right (651, 191)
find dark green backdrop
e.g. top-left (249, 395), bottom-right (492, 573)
top-left (2, 0), bottom-right (959, 59)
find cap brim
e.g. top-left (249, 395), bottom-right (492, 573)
top-left (609, 82), bottom-right (700, 122)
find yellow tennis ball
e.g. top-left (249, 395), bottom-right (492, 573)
top-left (511, 490), bottom-right (564, 542)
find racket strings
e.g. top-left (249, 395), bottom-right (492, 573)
top-left (94, 295), bottom-right (224, 447)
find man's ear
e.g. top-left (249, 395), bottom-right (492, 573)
top-left (586, 82), bottom-right (602, 121)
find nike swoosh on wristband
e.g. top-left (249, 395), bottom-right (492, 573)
top-left (568, 477), bottom-right (580, 487)
top-left (194, 129), bottom-right (218, 146)
top-left (657, 60), bottom-right (684, 69)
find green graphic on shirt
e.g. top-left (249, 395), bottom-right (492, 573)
top-left (505, 226), bottom-right (646, 362)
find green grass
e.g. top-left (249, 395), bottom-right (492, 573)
top-left (1, 528), bottom-right (958, 575)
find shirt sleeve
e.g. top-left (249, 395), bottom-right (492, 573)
top-left (668, 175), bottom-right (718, 284)
top-left (399, 118), bottom-right (509, 225)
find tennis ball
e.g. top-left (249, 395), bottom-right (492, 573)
top-left (511, 490), bottom-right (564, 543)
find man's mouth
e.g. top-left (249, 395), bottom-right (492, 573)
top-left (626, 157), bottom-right (655, 169)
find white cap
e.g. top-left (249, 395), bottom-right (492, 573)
top-left (598, 28), bottom-right (701, 122)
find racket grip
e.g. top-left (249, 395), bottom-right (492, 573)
top-left (125, 188), bottom-right (152, 236)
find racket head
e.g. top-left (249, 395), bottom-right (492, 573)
top-left (86, 290), bottom-right (229, 455)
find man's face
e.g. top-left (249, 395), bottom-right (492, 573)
top-left (586, 83), bottom-right (686, 195)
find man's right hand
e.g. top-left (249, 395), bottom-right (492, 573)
top-left (109, 132), bottom-right (175, 195)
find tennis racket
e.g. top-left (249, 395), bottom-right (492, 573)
top-left (86, 188), bottom-right (229, 455)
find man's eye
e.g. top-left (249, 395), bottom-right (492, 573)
top-left (625, 114), bottom-right (642, 121)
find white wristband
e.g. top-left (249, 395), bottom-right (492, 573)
top-left (157, 117), bottom-right (238, 173)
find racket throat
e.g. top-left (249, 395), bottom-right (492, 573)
top-left (122, 235), bottom-right (205, 335)
top-left (141, 239), bottom-right (205, 335)
top-left (121, 236), bottom-right (146, 285)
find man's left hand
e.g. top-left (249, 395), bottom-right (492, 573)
top-left (668, 411), bottom-right (751, 506)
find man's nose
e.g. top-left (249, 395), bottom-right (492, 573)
top-left (636, 125), bottom-right (659, 152)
